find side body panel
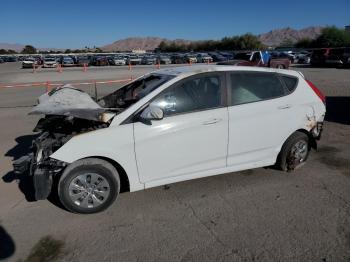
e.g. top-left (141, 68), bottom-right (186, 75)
top-left (50, 124), bottom-right (144, 192)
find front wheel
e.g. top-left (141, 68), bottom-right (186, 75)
top-left (276, 132), bottom-right (310, 171)
top-left (58, 158), bottom-right (120, 214)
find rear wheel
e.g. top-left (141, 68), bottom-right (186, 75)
top-left (58, 158), bottom-right (120, 214)
top-left (276, 64), bottom-right (285, 69)
top-left (276, 132), bottom-right (310, 171)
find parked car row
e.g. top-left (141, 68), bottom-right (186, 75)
top-left (6, 47), bottom-right (350, 69)
top-left (15, 51), bottom-right (235, 69)
top-left (0, 55), bottom-right (18, 63)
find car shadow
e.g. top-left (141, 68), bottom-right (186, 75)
top-left (325, 96), bottom-right (350, 125)
top-left (2, 134), bottom-right (38, 202)
top-left (0, 226), bottom-right (15, 260)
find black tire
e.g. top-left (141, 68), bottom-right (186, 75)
top-left (276, 64), bottom-right (285, 69)
top-left (276, 132), bottom-right (310, 171)
top-left (58, 158), bottom-right (120, 214)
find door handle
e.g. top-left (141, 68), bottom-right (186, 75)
top-left (202, 118), bottom-right (222, 125)
top-left (278, 104), bottom-right (292, 109)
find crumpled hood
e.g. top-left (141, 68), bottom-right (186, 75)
top-left (29, 84), bottom-right (115, 122)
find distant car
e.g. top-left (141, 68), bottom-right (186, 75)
top-left (282, 51), bottom-right (296, 63)
top-left (141, 56), bottom-right (156, 65)
top-left (22, 57), bottom-right (37, 68)
top-left (89, 56), bottom-right (108, 66)
top-left (43, 57), bottom-right (57, 68)
top-left (184, 54), bottom-right (197, 63)
top-left (342, 48), bottom-right (350, 67)
top-left (16, 65), bottom-right (326, 214)
top-left (108, 55), bottom-right (126, 65)
top-left (325, 48), bottom-right (346, 67)
top-left (33, 56), bottom-right (43, 65)
top-left (209, 52), bottom-right (227, 62)
top-left (171, 54), bottom-right (186, 64)
top-left (127, 55), bottom-right (142, 65)
top-left (156, 55), bottom-right (171, 64)
top-left (196, 53), bottom-right (213, 63)
top-left (296, 53), bottom-right (311, 64)
top-left (310, 48), bottom-right (331, 66)
top-left (76, 56), bottom-right (90, 66)
top-left (0, 57), bottom-right (4, 63)
top-left (60, 56), bottom-right (75, 67)
top-left (219, 52), bottom-right (234, 60)
top-left (6, 56), bottom-right (17, 62)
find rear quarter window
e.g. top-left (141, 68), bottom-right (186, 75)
top-left (229, 72), bottom-right (287, 106)
top-left (280, 75), bottom-right (298, 93)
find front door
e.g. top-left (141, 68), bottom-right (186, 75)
top-left (134, 73), bottom-right (228, 184)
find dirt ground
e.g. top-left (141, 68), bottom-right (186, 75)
top-left (0, 63), bottom-right (349, 262)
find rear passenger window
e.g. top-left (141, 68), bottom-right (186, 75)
top-left (230, 72), bottom-right (286, 106)
top-left (281, 75), bottom-right (298, 92)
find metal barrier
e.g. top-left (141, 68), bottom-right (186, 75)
top-left (0, 77), bottom-right (133, 91)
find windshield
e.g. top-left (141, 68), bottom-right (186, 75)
top-left (45, 58), bottom-right (56, 61)
top-left (98, 73), bottom-right (174, 110)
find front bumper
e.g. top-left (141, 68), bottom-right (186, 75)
top-left (13, 148), bottom-right (66, 200)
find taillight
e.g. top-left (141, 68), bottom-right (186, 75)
top-left (306, 79), bottom-right (326, 104)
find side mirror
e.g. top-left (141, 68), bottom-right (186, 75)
top-left (139, 105), bottom-right (164, 125)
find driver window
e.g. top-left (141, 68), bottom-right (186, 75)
top-left (150, 74), bottom-right (223, 117)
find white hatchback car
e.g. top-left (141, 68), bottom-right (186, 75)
top-left (15, 65), bottom-right (326, 213)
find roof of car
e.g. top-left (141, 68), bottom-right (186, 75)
top-left (155, 65), bottom-right (301, 78)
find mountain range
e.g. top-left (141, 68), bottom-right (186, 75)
top-left (0, 26), bottom-right (323, 52)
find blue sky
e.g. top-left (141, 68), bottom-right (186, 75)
top-left (0, 0), bottom-right (349, 48)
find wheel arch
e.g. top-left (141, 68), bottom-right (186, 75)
top-left (295, 128), bottom-right (317, 150)
top-left (81, 156), bottom-right (130, 193)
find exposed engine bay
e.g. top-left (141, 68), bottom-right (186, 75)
top-left (13, 74), bottom-right (173, 200)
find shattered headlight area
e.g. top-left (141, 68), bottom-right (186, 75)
top-left (13, 116), bottom-right (111, 200)
top-left (12, 84), bottom-right (124, 200)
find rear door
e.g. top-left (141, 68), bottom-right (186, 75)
top-left (134, 72), bottom-right (228, 184)
top-left (226, 71), bottom-right (298, 167)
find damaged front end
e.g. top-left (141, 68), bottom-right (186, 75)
top-left (13, 85), bottom-right (117, 200)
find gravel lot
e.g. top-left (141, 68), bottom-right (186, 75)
top-left (0, 63), bottom-right (349, 262)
